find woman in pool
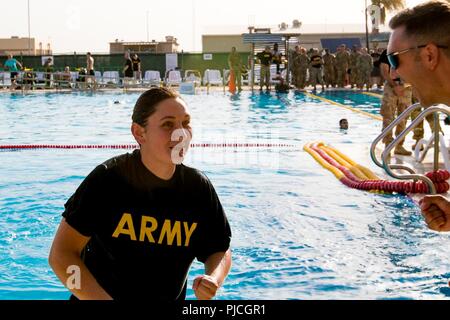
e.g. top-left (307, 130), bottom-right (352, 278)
top-left (49, 87), bottom-right (232, 300)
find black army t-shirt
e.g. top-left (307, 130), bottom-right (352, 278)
top-left (62, 149), bottom-right (231, 300)
top-left (258, 51), bottom-right (273, 66)
top-left (131, 57), bottom-right (141, 72)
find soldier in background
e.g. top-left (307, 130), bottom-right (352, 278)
top-left (293, 47), bottom-right (309, 90)
top-left (370, 48), bottom-right (383, 89)
top-left (379, 49), bottom-right (413, 156)
top-left (323, 48), bottom-right (336, 88)
top-left (309, 48), bottom-right (324, 91)
top-left (348, 45), bottom-right (361, 89)
top-left (257, 46), bottom-right (273, 91)
top-left (289, 46), bottom-right (300, 87)
top-left (335, 44), bottom-right (350, 88)
top-left (356, 48), bottom-right (373, 90)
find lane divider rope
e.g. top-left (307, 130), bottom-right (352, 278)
top-left (0, 143), bottom-right (297, 150)
top-left (304, 92), bottom-right (383, 121)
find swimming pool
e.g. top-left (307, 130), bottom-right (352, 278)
top-left (1, 90), bottom-right (450, 300)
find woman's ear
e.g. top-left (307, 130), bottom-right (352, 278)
top-left (131, 123), bottom-right (146, 145)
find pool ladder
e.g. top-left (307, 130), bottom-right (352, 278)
top-left (370, 103), bottom-right (450, 195)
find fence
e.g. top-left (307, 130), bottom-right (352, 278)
top-left (0, 52), bottom-right (251, 78)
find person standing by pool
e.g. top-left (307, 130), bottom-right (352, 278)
top-left (48, 87), bottom-right (232, 300)
top-left (385, 1), bottom-right (450, 231)
top-left (335, 45), bottom-right (350, 88)
top-left (123, 51), bottom-right (134, 84)
top-left (370, 48), bottom-right (383, 89)
top-left (272, 43), bottom-right (282, 74)
top-left (257, 46), bottom-right (273, 92)
top-left (293, 47), bottom-right (309, 90)
top-left (348, 46), bottom-right (360, 89)
top-left (309, 49), bottom-right (325, 91)
top-left (3, 54), bottom-right (23, 88)
top-left (43, 57), bottom-right (53, 88)
top-left (356, 48), bottom-right (373, 90)
top-left (228, 47), bottom-right (242, 92)
top-left (131, 53), bottom-right (142, 81)
top-left (323, 48), bottom-right (336, 89)
top-left (86, 52), bottom-right (95, 86)
top-left (379, 48), bottom-right (413, 156)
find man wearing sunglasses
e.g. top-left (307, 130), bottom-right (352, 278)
top-left (387, 1), bottom-right (450, 232)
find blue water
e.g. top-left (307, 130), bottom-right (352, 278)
top-left (1, 90), bottom-right (450, 300)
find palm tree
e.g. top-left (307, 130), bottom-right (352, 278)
top-left (371, 0), bottom-right (406, 25)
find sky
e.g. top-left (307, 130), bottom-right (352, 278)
top-left (1, 0), bottom-right (428, 54)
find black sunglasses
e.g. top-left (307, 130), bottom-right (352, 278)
top-left (387, 44), bottom-right (449, 69)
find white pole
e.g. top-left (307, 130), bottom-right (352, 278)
top-left (146, 11), bottom-right (149, 42)
top-left (28, 0), bottom-right (31, 55)
top-left (192, 0), bottom-right (196, 52)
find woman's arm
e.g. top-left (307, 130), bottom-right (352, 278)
top-left (48, 219), bottom-right (113, 300)
top-left (192, 249), bottom-right (232, 300)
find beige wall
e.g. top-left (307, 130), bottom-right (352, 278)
top-left (110, 42), bottom-right (178, 54)
top-left (202, 35), bottom-right (251, 53)
top-left (0, 37), bottom-right (36, 55)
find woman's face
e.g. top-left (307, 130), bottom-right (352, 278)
top-left (138, 97), bottom-right (192, 166)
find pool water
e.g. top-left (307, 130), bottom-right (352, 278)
top-left (1, 91), bottom-right (450, 300)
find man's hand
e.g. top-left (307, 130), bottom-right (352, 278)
top-left (192, 275), bottom-right (220, 300)
top-left (419, 195), bottom-right (450, 232)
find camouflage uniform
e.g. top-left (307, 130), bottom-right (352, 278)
top-left (323, 53), bottom-right (336, 87)
top-left (355, 52), bottom-right (373, 89)
top-left (309, 53), bottom-right (324, 88)
top-left (335, 50), bottom-right (350, 87)
top-left (349, 50), bottom-right (360, 88)
top-left (410, 92), bottom-right (440, 146)
top-left (411, 108), bottom-right (438, 142)
top-left (289, 49), bottom-right (300, 86)
top-left (380, 83), bottom-right (413, 147)
top-left (293, 53), bottom-right (309, 89)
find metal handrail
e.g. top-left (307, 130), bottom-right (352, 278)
top-left (370, 103), bottom-right (422, 168)
top-left (372, 104), bottom-right (450, 195)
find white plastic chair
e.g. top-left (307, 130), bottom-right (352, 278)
top-left (166, 70), bottom-right (182, 86)
top-left (94, 71), bottom-right (102, 82)
top-left (33, 71), bottom-right (49, 88)
top-left (70, 72), bottom-right (79, 82)
top-left (184, 70), bottom-right (202, 86)
top-left (0, 72), bottom-right (11, 87)
top-left (143, 70), bottom-right (161, 86)
top-left (102, 71), bottom-right (120, 85)
top-left (204, 69), bottom-right (223, 86)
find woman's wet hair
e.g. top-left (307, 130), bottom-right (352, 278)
top-left (132, 87), bottom-right (180, 127)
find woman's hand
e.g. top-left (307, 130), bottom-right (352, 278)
top-left (192, 274), bottom-right (220, 300)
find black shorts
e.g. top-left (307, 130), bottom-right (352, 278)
top-left (11, 72), bottom-right (18, 80)
top-left (89, 70), bottom-right (95, 76)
